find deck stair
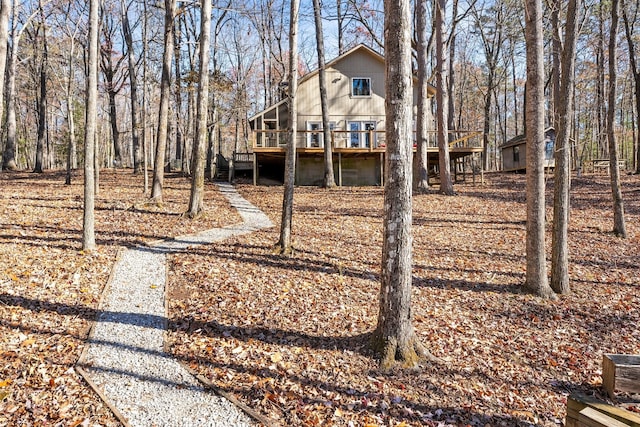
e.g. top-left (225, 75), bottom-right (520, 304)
top-left (213, 154), bottom-right (230, 182)
top-left (230, 152), bottom-right (253, 182)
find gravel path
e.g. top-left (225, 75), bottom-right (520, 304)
top-left (78, 183), bottom-right (273, 426)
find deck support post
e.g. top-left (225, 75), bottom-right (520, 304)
top-left (253, 153), bottom-right (258, 185)
top-left (472, 153), bottom-right (476, 185)
top-left (338, 152), bottom-right (342, 186)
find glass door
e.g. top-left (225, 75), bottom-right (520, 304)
top-left (348, 121), bottom-right (377, 148)
top-left (307, 122), bottom-right (322, 147)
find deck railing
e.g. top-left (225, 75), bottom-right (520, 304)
top-left (252, 129), bottom-right (482, 150)
top-left (233, 152), bottom-right (253, 163)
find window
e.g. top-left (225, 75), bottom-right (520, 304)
top-left (351, 78), bottom-right (371, 97)
top-left (348, 121), bottom-right (376, 148)
top-left (306, 121), bottom-right (336, 147)
top-left (544, 138), bottom-right (554, 161)
top-left (308, 122), bottom-right (321, 147)
top-left (513, 146), bottom-right (520, 163)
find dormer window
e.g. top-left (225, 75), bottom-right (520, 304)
top-left (351, 77), bottom-right (371, 97)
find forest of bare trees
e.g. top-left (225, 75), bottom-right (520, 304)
top-left (1, 0), bottom-right (639, 414)
top-left (0, 0), bottom-right (638, 176)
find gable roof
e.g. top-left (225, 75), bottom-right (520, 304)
top-left (500, 127), bottom-right (555, 149)
top-left (298, 44), bottom-right (385, 86)
top-left (249, 44), bottom-right (435, 122)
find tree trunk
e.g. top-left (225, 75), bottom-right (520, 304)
top-left (312, 0), bottom-right (335, 188)
top-left (205, 110), bottom-right (215, 180)
top-left (174, 8), bottom-right (184, 170)
top-left (183, 20), bottom-right (196, 176)
top-left (524, 0), bottom-right (555, 299)
top-left (122, 1), bottom-right (141, 174)
top-left (83, 0), bottom-right (99, 252)
top-left (512, 56), bottom-right (519, 136)
top-left (597, 3), bottom-right (607, 160)
top-left (186, 0), bottom-right (211, 218)
top-left (100, 12), bottom-right (124, 168)
top-left (373, 0), bottom-right (435, 371)
top-left (184, 81), bottom-right (194, 175)
top-left (482, 74), bottom-right (493, 171)
top-left (635, 72), bottom-right (640, 174)
top-left (472, 2), bottom-right (505, 172)
top-left (336, 0), bottom-right (344, 55)
top-left (34, 14), bottom-right (47, 174)
top-left (413, 0), bottom-right (430, 191)
top-left (142, 0), bottom-right (149, 192)
top-left (151, 0), bottom-right (176, 203)
top-left (447, 0), bottom-right (459, 137)
top-left (622, 0), bottom-right (640, 174)
top-left (0, 0), bottom-right (11, 135)
top-left (106, 84), bottom-right (121, 166)
top-left (277, 0), bottom-right (299, 255)
top-left (436, 0), bottom-right (453, 195)
top-left (3, 7), bottom-right (19, 170)
top-left (607, 0), bottom-right (627, 238)
top-left (551, 0), bottom-right (580, 295)
top-left (65, 38), bottom-right (77, 185)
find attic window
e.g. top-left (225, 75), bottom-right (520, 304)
top-left (351, 78), bottom-right (371, 97)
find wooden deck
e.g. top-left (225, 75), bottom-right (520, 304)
top-left (252, 129), bottom-right (482, 151)
top-left (246, 130), bottom-right (483, 185)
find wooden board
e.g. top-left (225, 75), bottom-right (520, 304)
top-left (603, 354), bottom-right (640, 398)
top-left (578, 407), bottom-right (630, 427)
top-left (566, 393), bottom-right (640, 427)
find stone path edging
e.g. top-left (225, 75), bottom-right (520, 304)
top-left (76, 183), bottom-right (273, 427)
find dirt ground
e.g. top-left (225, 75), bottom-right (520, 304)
top-left (167, 172), bottom-right (640, 426)
top-left (0, 170), bottom-right (238, 426)
top-left (1, 169), bottom-right (638, 426)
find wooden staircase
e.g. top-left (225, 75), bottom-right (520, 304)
top-left (213, 154), bottom-right (230, 182)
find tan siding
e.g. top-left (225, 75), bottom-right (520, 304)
top-left (296, 48), bottom-right (387, 133)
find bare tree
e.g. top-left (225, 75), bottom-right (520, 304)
top-left (83, 0), bottom-right (99, 251)
top-left (524, 0), bottom-right (555, 299)
top-left (346, 0), bottom-right (384, 50)
top-left (54, 1), bottom-right (85, 185)
top-left (248, 0), bottom-right (287, 108)
top-left (3, 1), bottom-right (40, 170)
top-left (0, 0), bottom-right (11, 136)
top-left (622, 0), bottom-right (640, 174)
top-left (373, 0), bottom-right (437, 370)
top-left (436, 0), bottom-right (453, 195)
top-left (336, 0), bottom-right (345, 54)
top-left (151, 0), bottom-right (176, 203)
top-left (187, 0), bottom-right (211, 217)
top-left (100, 3), bottom-right (127, 167)
top-left (312, 0), bottom-right (336, 188)
top-left (142, 0), bottom-right (149, 192)
top-left (33, 0), bottom-right (48, 174)
top-left (607, 0), bottom-right (627, 237)
top-left (471, 0), bottom-right (507, 171)
top-left (413, 0), bottom-right (430, 192)
top-left (596, 3), bottom-right (607, 159)
top-left (277, 0), bottom-right (299, 254)
top-left (550, 0), bottom-right (580, 295)
top-left (178, 2), bottom-right (197, 175)
top-left (122, 0), bottom-right (142, 173)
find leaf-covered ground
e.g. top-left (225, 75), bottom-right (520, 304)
top-left (166, 173), bottom-right (640, 426)
top-left (1, 170), bottom-right (638, 426)
top-left (0, 170), bottom-right (239, 426)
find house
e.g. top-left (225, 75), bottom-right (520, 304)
top-left (248, 44), bottom-right (483, 186)
top-left (501, 127), bottom-right (556, 172)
